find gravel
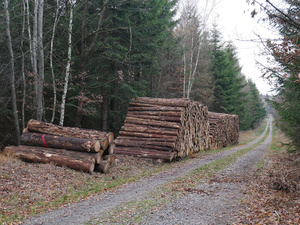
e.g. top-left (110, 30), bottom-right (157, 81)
top-left (22, 118), bottom-right (272, 225)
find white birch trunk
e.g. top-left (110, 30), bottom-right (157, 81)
top-left (50, 0), bottom-right (61, 124)
top-left (4, 0), bottom-right (20, 145)
top-left (187, 32), bottom-right (202, 99)
top-left (59, 1), bottom-right (75, 126)
top-left (182, 23), bottom-right (186, 98)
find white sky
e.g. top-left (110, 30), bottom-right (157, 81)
top-left (201, 0), bottom-right (281, 95)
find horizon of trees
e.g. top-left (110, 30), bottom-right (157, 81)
top-left (0, 0), bottom-right (266, 149)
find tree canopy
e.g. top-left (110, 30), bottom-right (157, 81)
top-left (0, 0), bottom-right (266, 148)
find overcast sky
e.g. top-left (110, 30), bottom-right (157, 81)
top-left (201, 0), bottom-right (281, 95)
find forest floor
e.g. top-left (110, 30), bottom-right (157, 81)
top-left (0, 117), bottom-right (299, 224)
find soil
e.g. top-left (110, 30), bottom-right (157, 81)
top-left (19, 118), bottom-right (273, 225)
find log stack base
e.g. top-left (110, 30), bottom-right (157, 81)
top-left (3, 120), bottom-right (116, 173)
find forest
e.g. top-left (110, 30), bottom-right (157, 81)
top-left (4, 0), bottom-right (293, 150)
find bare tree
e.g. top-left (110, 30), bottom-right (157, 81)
top-left (50, 0), bottom-right (63, 123)
top-left (178, 0), bottom-right (216, 98)
top-left (59, 0), bottom-right (75, 126)
top-left (4, 0), bottom-right (20, 144)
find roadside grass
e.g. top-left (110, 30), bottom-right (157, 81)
top-left (234, 126), bottom-right (300, 224)
top-left (1, 117), bottom-right (270, 225)
top-left (91, 125), bottom-right (271, 224)
top-left (238, 117), bottom-right (268, 145)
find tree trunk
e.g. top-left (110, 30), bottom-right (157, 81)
top-left (102, 92), bottom-right (109, 131)
top-left (36, 0), bottom-right (44, 121)
top-left (49, 0), bottom-right (61, 124)
top-left (75, 0), bottom-right (109, 127)
top-left (59, 1), bottom-right (74, 126)
top-left (32, 0), bottom-right (38, 119)
top-left (3, 145), bottom-right (95, 173)
top-left (4, 0), bottom-right (20, 145)
top-left (20, 132), bottom-right (101, 153)
top-left (21, 0), bottom-right (26, 130)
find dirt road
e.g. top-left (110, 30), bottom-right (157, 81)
top-left (22, 117), bottom-right (272, 225)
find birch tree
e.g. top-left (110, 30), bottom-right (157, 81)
top-left (50, 0), bottom-right (63, 123)
top-left (178, 0), bottom-right (216, 98)
top-left (4, 0), bottom-right (20, 144)
top-left (59, 0), bottom-right (75, 126)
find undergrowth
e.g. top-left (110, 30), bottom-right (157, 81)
top-left (234, 127), bottom-right (300, 224)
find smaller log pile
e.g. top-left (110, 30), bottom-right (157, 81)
top-left (114, 97), bottom-right (210, 161)
top-left (208, 112), bottom-right (239, 150)
top-left (3, 119), bottom-right (115, 173)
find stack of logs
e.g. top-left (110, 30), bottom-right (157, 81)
top-left (3, 119), bottom-right (115, 173)
top-left (114, 97), bottom-right (210, 161)
top-left (208, 112), bottom-right (239, 150)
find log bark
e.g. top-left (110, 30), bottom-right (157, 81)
top-left (27, 119), bottom-right (112, 150)
top-left (95, 160), bottom-right (110, 173)
top-left (128, 106), bottom-right (183, 112)
top-left (114, 147), bottom-right (175, 162)
top-left (127, 111), bottom-right (182, 117)
top-left (115, 139), bottom-right (175, 148)
top-left (3, 145), bottom-right (95, 173)
top-left (20, 131), bottom-right (100, 152)
top-left (102, 154), bottom-right (116, 167)
top-left (126, 112), bottom-right (181, 122)
top-left (118, 131), bottom-right (178, 141)
top-left (121, 124), bottom-right (178, 136)
top-left (125, 117), bottom-right (181, 129)
top-left (132, 97), bottom-right (190, 107)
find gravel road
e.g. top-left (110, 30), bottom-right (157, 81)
top-left (22, 117), bottom-right (272, 225)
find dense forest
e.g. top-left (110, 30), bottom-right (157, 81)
top-left (0, 0), bottom-right (268, 149)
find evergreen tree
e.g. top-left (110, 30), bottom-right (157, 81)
top-left (210, 29), bottom-right (245, 116)
top-left (240, 79), bottom-right (266, 130)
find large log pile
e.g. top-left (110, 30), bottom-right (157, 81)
top-left (114, 97), bottom-right (210, 161)
top-left (208, 112), bottom-right (239, 150)
top-left (3, 119), bottom-right (115, 173)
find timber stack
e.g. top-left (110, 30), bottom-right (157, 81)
top-left (114, 97), bottom-right (210, 161)
top-left (3, 119), bottom-right (115, 173)
top-left (208, 112), bottom-right (239, 150)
